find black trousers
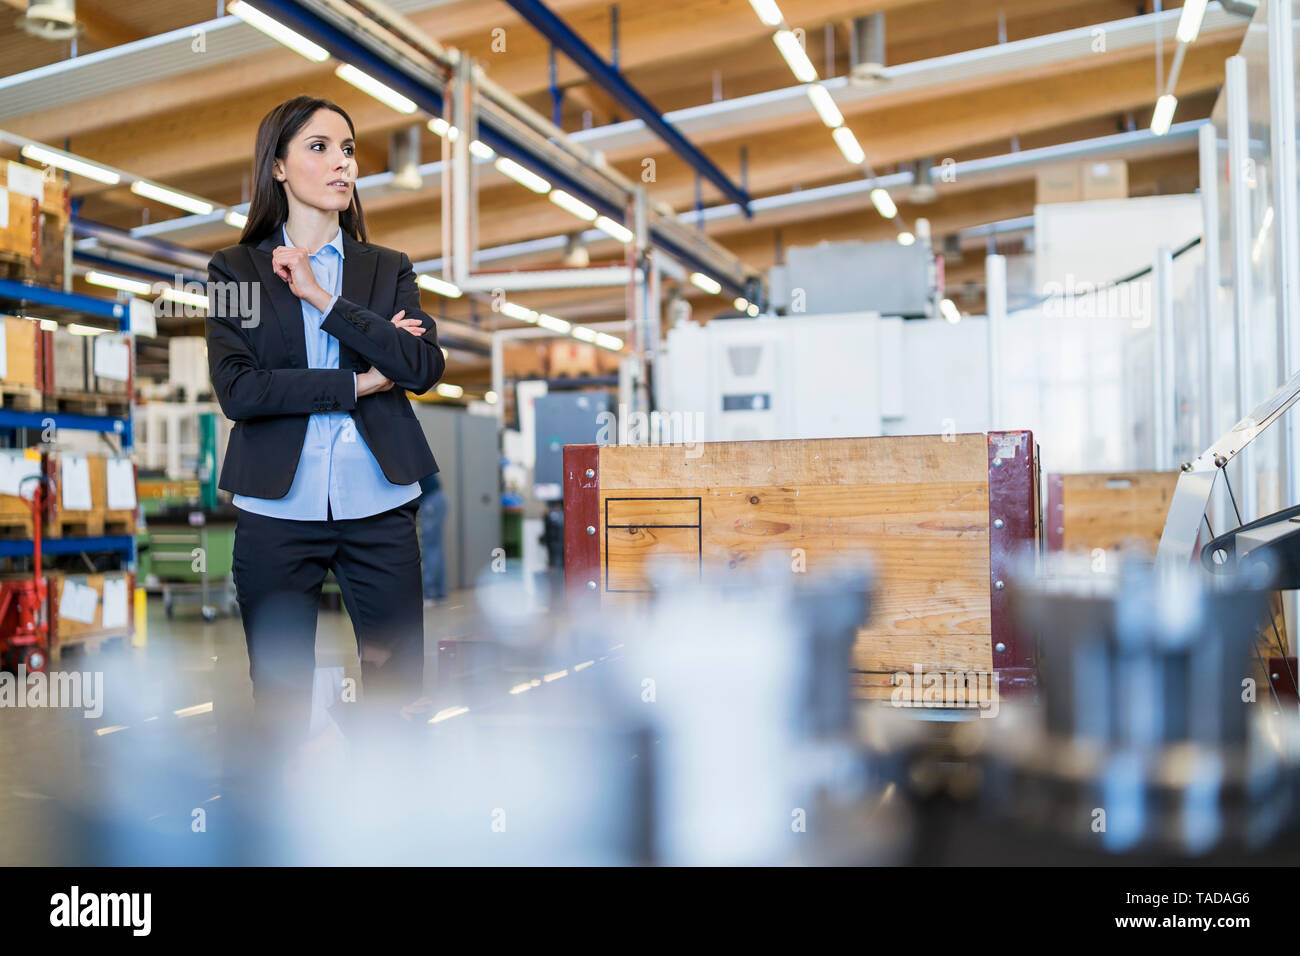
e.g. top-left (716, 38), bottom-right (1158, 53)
top-left (231, 498), bottom-right (425, 749)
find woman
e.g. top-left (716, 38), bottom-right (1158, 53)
top-left (205, 96), bottom-right (445, 749)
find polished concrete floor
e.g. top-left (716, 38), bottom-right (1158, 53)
top-left (0, 588), bottom-right (503, 865)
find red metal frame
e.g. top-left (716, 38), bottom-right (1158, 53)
top-left (988, 430), bottom-right (1038, 695)
top-left (562, 443), bottom-right (601, 610)
top-left (1269, 656), bottom-right (1299, 703)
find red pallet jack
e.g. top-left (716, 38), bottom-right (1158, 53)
top-left (0, 474), bottom-right (53, 674)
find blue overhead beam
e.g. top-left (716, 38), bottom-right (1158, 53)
top-left (0, 279), bottom-right (128, 327)
top-left (499, 0), bottom-right (751, 216)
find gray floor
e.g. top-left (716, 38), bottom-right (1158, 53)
top-left (0, 589), bottom-right (487, 865)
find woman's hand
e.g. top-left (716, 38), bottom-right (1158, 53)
top-left (356, 366), bottom-right (394, 397)
top-left (390, 310), bottom-right (425, 337)
top-left (271, 245), bottom-right (328, 310)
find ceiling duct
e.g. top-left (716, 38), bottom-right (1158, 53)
top-left (389, 124), bottom-right (424, 191)
top-left (849, 13), bottom-right (886, 82)
top-left (16, 0), bottom-right (82, 40)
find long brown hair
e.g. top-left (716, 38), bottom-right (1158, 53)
top-left (239, 96), bottom-right (369, 245)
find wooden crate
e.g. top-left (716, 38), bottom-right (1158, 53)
top-left (50, 327), bottom-right (88, 394)
top-left (0, 448), bottom-right (46, 537)
top-left (1046, 470), bottom-right (1179, 557)
top-left (0, 193), bottom-right (37, 278)
top-left (34, 209), bottom-right (65, 288)
top-left (46, 452), bottom-right (136, 538)
top-left (563, 432), bottom-right (1040, 702)
top-left (50, 570), bottom-right (135, 653)
top-left (2, 315), bottom-right (44, 405)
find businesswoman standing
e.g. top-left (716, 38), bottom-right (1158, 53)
top-left (206, 96), bottom-right (445, 750)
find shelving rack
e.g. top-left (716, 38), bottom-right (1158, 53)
top-left (0, 279), bottom-right (136, 649)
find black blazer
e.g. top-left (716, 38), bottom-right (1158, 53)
top-left (205, 229), bottom-right (446, 499)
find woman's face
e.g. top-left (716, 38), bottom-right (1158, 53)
top-left (272, 107), bottom-right (357, 214)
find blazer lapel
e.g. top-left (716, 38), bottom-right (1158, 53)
top-left (338, 231), bottom-right (378, 373)
top-left (252, 231), bottom-right (308, 369)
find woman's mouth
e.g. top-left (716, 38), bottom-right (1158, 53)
top-left (327, 180), bottom-right (351, 191)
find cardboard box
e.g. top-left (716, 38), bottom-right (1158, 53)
top-left (51, 328), bottom-right (88, 394)
top-left (549, 340), bottom-right (597, 378)
top-left (34, 210), bottom-right (65, 287)
top-left (503, 342), bottom-right (549, 381)
top-left (1035, 164), bottom-right (1083, 205)
top-left (3, 315), bottom-right (41, 389)
top-left (1081, 159), bottom-right (1128, 200)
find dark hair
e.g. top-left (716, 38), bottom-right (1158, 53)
top-left (239, 96), bottom-right (368, 245)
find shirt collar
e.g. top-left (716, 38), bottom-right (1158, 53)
top-left (281, 222), bottom-right (345, 260)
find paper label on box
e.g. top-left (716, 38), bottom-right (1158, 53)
top-left (59, 579), bottom-right (98, 624)
top-left (6, 161), bottom-right (44, 201)
top-left (101, 577), bottom-right (128, 630)
top-left (0, 318), bottom-right (6, 380)
top-left (105, 457), bottom-right (136, 511)
top-left (61, 455), bottom-right (93, 511)
top-left (0, 449), bottom-right (41, 499)
top-left (94, 334), bottom-right (130, 382)
top-left (129, 297), bottom-right (156, 338)
top-left (0, 187), bottom-right (8, 230)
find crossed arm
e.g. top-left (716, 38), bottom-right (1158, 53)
top-left (205, 250), bottom-right (446, 423)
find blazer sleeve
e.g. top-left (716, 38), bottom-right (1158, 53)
top-left (319, 251), bottom-right (446, 394)
top-left (205, 249), bottom-right (358, 422)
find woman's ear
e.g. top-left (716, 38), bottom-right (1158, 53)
top-left (272, 159), bottom-right (285, 183)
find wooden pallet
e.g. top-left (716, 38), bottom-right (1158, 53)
top-left (43, 390), bottom-right (130, 418)
top-left (48, 517), bottom-right (104, 539)
top-left (0, 512), bottom-right (38, 539)
top-left (0, 384), bottom-right (43, 411)
top-left (0, 250), bottom-right (34, 282)
top-left (52, 628), bottom-right (129, 660)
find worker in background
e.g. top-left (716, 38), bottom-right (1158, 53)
top-left (418, 471), bottom-right (448, 606)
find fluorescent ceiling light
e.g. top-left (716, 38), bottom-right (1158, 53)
top-left (572, 326), bottom-right (598, 342)
top-left (594, 215), bottom-right (634, 243)
top-left (494, 157), bottom-right (551, 194)
top-left (1176, 0), bottom-right (1208, 43)
top-left (435, 383), bottom-right (464, 398)
top-left (85, 271), bottom-right (152, 295)
top-left (897, 231), bottom-right (915, 246)
top-left (734, 297), bottom-right (749, 311)
top-left (68, 323), bottom-right (108, 336)
top-left (130, 180), bottom-right (214, 215)
top-left (773, 30), bottom-right (817, 83)
top-left (484, 391), bottom-right (498, 404)
top-left (416, 274), bottom-right (463, 298)
top-left (159, 288), bottom-right (209, 309)
top-left (594, 332), bottom-right (623, 351)
top-left (690, 272), bottom-right (722, 295)
top-left (748, 0), bottom-right (784, 27)
top-left (806, 84), bottom-right (843, 129)
top-left (549, 190), bottom-right (598, 221)
top-left (19, 144), bottom-right (119, 185)
top-left (469, 140), bottom-right (495, 160)
top-left (335, 63), bottom-right (417, 114)
top-left (831, 126), bottom-right (865, 166)
top-left (1151, 94), bottom-right (1177, 136)
top-left (537, 313), bottom-right (572, 333)
top-left (224, 210), bottom-right (247, 229)
top-left (501, 302), bottom-right (538, 322)
top-left (39, 319), bottom-right (57, 331)
top-left (228, 0), bottom-right (329, 62)
top-left (870, 187), bottom-right (897, 219)
top-left (427, 117), bottom-right (459, 140)
top-left (746, 304), bottom-right (760, 317)
top-left (940, 298), bottom-right (961, 324)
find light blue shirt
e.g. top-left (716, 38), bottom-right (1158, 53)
top-left (232, 224), bottom-right (421, 521)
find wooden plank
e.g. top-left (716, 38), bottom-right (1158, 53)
top-left (1058, 470), bottom-right (1179, 555)
top-left (606, 496), bottom-right (701, 527)
top-left (596, 433), bottom-right (989, 490)
top-left (607, 526), bottom-right (702, 591)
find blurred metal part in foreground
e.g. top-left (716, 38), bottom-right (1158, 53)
top-left (960, 555), bottom-right (1300, 856)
